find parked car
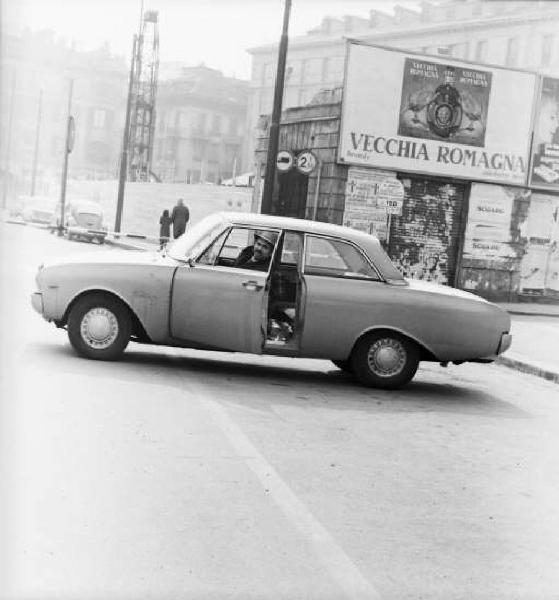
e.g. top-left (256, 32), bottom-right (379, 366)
top-left (21, 195), bottom-right (58, 224)
top-left (30, 212), bottom-right (512, 388)
top-left (50, 199), bottom-right (107, 243)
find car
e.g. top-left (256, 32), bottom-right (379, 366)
top-left (30, 212), bottom-right (512, 389)
top-left (21, 195), bottom-right (58, 224)
top-left (49, 199), bottom-right (107, 243)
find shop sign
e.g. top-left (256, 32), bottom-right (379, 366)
top-left (339, 43), bottom-right (536, 186)
top-left (530, 77), bottom-right (559, 191)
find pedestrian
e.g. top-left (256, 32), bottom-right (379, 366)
top-left (171, 198), bottom-right (190, 239)
top-left (159, 209), bottom-right (172, 249)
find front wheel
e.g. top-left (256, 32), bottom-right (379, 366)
top-left (67, 293), bottom-right (132, 360)
top-left (351, 332), bottom-right (419, 389)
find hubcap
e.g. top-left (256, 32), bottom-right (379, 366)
top-left (80, 307), bottom-right (119, 350)
top-left (367, 338), bottom-right (406, 377)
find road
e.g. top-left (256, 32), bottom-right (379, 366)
top-left (1, 222), bottom-right (559, 600)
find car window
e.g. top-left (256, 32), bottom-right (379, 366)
top-left (280, 231), bottom-right (303, 266)
top-left (304, 235), bottom-right (381, 280)
top-left (220, 227), bottom-right (254, 260)
top-left (197, 229), bottom-right (228, 265)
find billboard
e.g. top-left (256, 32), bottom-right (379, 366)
top-left (339, 43), bottom-right (537, 186)
top-left (530, 77), bottom-right (559, 190)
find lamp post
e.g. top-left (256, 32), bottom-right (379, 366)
top-left (30, 89), bottom-right (43, 196)
top-left (260, 0), bottom-right (292, 215)
top-left (115, 35), bottom-right (137, 234)
top-left (58, 80), bottom-right (74, 237)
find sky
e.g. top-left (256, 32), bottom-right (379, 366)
top-left (3, 0), bottom-right (421, 79)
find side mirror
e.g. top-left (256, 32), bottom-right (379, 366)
top-left (187, 258), bottom-right (195, 268)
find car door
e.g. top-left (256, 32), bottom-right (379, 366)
top-left (169, 226), bottom-right (277, 353)
top-left (299, 234), bottom-right (386, 359)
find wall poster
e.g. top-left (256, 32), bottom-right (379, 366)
top-left (530, 77), bottom-right (559, 190)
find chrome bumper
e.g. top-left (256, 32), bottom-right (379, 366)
top-left (498, 332), bottom-right (512, 354)
top-left (31, 292), bottom-right (44, 315)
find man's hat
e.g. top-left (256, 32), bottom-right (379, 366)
top-left (255, 230), bottom-right (278, 247)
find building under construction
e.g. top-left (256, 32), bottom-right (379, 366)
top-left (128, 9), bottom-right (159, 181)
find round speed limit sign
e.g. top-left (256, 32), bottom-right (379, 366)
top-left (296, 151), bottom-right (317, 175)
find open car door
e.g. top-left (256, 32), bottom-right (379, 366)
top-left (169, 226), bottom-right (278, 354)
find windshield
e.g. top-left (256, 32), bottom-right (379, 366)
top-left (167, 213), bottom-right (227, 261)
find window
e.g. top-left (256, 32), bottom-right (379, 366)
top-left (280, 232), bottom-right (303, 266)
top-left (475, 40), bottom-right (487, 62)
top-left (211, 114), bottom-right (221, 134)
top-left (196, 112), bottom-right (206, 134)
top-left (304, 236), bottom-right (380, 280)
top-left (197, 229), bottom-right (228, 265)
top-left (506, 37), bottom-right (519, 67)
top-left (541, 34), bottom-right (554, 66)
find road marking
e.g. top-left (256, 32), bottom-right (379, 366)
top-left (163, 348), bottom-right (381, 600)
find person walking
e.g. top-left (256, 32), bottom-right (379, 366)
top-left (159, 209), bottom-right (172, 249)
top-left (171, 198), bottom-right (190, 239)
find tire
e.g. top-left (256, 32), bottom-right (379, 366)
top-left (350, 331), bottom-right (419, 389)
top-left (332, 359), bottom-right (353, 373)
top-left (67, 293), bottom-right (132, 360)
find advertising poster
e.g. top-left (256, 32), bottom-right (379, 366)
top-left (339, 43), bottom-right (536, 186)
top-left (398, 58), bottom-right (491, 147)
top-left (343, 168), bottom-right (401, 239)
top-left (530, 77), bottom-right (559, 190)
top-left (463, 183), bottom-right (515, 260)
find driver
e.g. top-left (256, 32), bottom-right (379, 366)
top-left (233, 230), bottom-right (278, 271)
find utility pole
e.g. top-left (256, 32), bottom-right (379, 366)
top-left (30, 89), bottom-right (43, 196)
top-left (2, 73), bottom-right (16, 211)
top-left (260, 0), bottom-right (291, 215)
top-left (115, 35), bottom-right (137, 234)
top-left (58, 80), bottom-right (74, 236)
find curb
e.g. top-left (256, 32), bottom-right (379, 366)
top-left (105, 238), bottom-right (152, 252)
top-left (496, 355), bottom-right (559, 384)
top-left (506, 310), bottom-right (559, 318)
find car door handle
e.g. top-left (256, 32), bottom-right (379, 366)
top-left (242, 280), bottom-right (263, 292)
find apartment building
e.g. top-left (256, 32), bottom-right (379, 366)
top-left (152, 65), bottom-right (249, 184)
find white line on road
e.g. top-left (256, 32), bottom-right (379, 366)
top-left (163, 348), bottom-right (381, 600)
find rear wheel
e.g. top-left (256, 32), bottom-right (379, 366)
top-left (351, 332), bottom-right (419, 389)
top-left (67, 293), bottom-right (132, 360)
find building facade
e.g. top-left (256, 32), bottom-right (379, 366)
top-left (246, 0), bottom-right (559, 168)
top-left (252, 39), bottom-right (559, 302)
top-left (152, 65), bottom-right (249, 184)
top-left (0, 29), bottom-right (128, 197)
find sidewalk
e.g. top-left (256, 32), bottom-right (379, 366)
top-left (496, 305), bottom-right (559, 384)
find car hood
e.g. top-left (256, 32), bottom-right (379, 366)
top-left (42, 249), bottom-right (178, 269)
top-left (404, 278), bottom-right (488, 303)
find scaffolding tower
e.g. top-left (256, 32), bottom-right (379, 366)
top-left (128, 9), bottom-right (159, 181)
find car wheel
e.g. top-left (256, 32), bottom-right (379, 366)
top-left (351, 332), bottom-right (419, 389)
top-left (332, 359), bottom-right (353, 373)
top-left (67, 293), bottom-right (132, 360)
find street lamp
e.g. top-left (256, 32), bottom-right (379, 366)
top-left (58, 80), bottom-right (74, 237)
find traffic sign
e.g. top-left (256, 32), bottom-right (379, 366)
top-left (296, 151), bottom-right (317, 175)
top-left (276, 150), bottom-right (294, 172)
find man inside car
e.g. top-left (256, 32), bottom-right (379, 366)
top-left (233, 231), bottom-right (278, 271)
